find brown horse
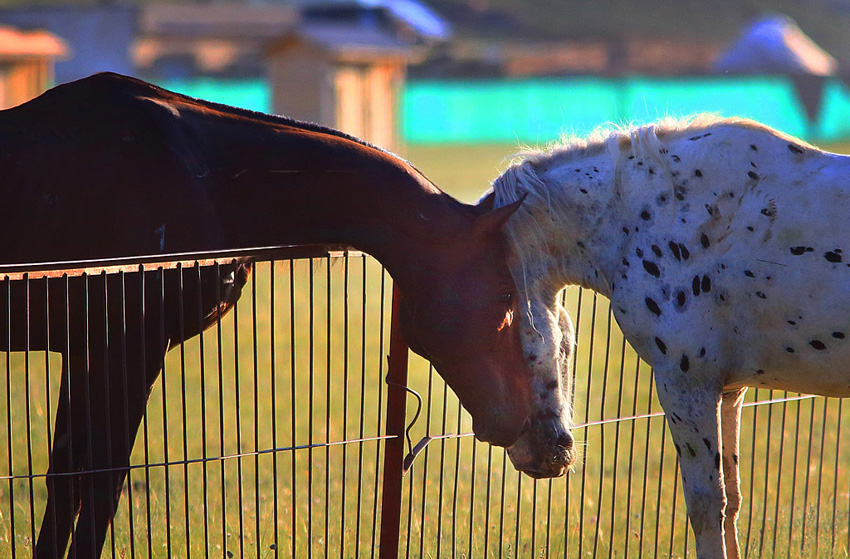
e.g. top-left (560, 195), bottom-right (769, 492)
top-left (0, 73), bottom-right (573, 559)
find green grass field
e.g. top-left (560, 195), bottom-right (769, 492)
top-left (3, 141), bottom-right (850, 558)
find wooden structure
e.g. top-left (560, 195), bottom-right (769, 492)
top-left (0, 25), bottom-right (66, 109)
top-left (267, 23), bottom-right (425, 151)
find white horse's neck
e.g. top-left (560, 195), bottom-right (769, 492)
top-left (495, 117), bottom-right (826, 299)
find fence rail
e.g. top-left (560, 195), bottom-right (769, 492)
top-left (1, 248), bottom-right (849, 558)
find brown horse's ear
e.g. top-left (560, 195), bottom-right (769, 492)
top-left (476, 191), bottom-right (496, 214)
top-left (474, 193), bottom-right (526, 234)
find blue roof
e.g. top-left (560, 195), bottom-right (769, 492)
top-left (354, 0), bottom-right (451, 40)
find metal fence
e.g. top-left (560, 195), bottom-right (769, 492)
top-left (1, 248), bottom-right (850, 558)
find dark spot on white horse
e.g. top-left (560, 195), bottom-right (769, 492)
top-left (788, 320), bottom-right (797, 326)
top-left (744, 270), bottom-right (754, 277)
top-left (790, 246), bottom-right (811, 255)
top-left (701, 234), bottom-right (710, 248)
top-left (636, 248), bottom-right (644, 257)
top-left (643, 260), bottom-right (661, 277)
top-left (747, 226), bottom-right (755, 232)
top-left (833, 332), bottom-right (845, 339)
top-left (686, 443), bottom-right (697, 457)
top-left (755, 291), bottom-right (766, 299)
top-left (637, 161), bottom-right (644, 166)
top-left (694, 169), bottom-right (703, 177)
top-left (705, 204), bottom-right (716, 216)
top-left (699, 347), bottom-right (706, 357)
top-left (580, 188), bottom-right (588, 194)
top-left (576, 240), bottom-right (586, 249)
top-left (575, 168), bottom-right (581, 172)
top-left (679, 244), bottom-right (690, 260)
top-left (655, 337), bottom-right (667, 354)
top-left (622, 227), bottom-right (630, 235)
top-left (675, 444), bottom-right (682, 455)
top-left (689, 135), bottom-right (702, 141)
top-left (748, 171), bottom-right (759, 180)
top-left (641, 210), bottom-right (651, 220)
top-left (657, 193), bottom-right (669, 205)
top-left (701, 276), bottom-right (711, 293)
top-left (788, 144), bottom-right (804, 154)
top-left (810, 340), bottom-right (827, 350)
top-left (622, 257), bottom-right (630, 267)
top-left (628, 155), bottom-right (635, 160)
top-left (675, 185), bottom-right (687, 201)
top-left (680, 354), bottom-right (690, 372)
top-left (693, 276), bottom-right (701, 296)
top-left (652, 245), bottom-right (662, 257)
top-left (649, 168), bottom-right (655, 175)
top-left (669, 241), bottom-right (681, 260)
top-left (825, 251), bottom-right (843, 263)
top-left (645, 298), bottom-right (662, 316)
top-left (703, 438), bottom-right (712, 451)
top-left (676, 291), bottom-right (686, 307)
top-left (750, 144), bottom-right (758, 151)
top-left (672, 154), bottom-right (681, 162)
top-left (786, 347), bottom-right (795, 353)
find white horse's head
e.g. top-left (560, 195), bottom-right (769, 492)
top-left (481, 177), bottom-right (580, 477)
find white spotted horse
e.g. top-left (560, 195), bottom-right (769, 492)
top-left (0, 73), bottom-right (574, 559)
top-left (488, 115), bottom-right (850, 559)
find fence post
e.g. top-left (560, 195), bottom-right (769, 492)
top-left (379, 284), bottom-right (409, 559)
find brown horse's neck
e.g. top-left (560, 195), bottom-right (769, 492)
top-left (203, 119), bottom-right (472, 291)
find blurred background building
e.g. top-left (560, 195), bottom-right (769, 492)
top-left (3, 1), bottom-right (850, 148)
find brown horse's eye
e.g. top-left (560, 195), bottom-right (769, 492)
top-left (498, 293), bottom-right (513, 305)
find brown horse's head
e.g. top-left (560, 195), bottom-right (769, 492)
top-left (397, 195), bottom-right (535, 448)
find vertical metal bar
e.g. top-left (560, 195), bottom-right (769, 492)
top-left (268, 261), bottom-right (280, 557)
top-left (355, 256), bottom-right (367, 558)
top-left (3, 277), bottom-right (16, 559)
top-left (308, 258), bottom-right (315, 559)
top-left (138, 267), bottom-right (153, 559)
top-left (177, 264), bottom-right (191, 557)
top-left (324, 256), bottom-right (331, 559)
top-left (377, 284), bottom-right (409, 559)
top-left (42, 276), bottom-right (58, 557)
top-left (117, 271), bottom-right (136, 559)
top-left (340, 253), bottom-right (350, 558)
top-left (417, 365), bottom-right (436, 559)
top-left (435, 370), bottom-right (449, 559)
top-left (23, 274), bottom-right (37, 551)
top-left (592, 304), bottom-right (614, 559)
top-left (370, 269), bottom-right (388, 559)
top-left (232, 266), bottom-right (245, 559)
top-left (830, 399), bottom-right (843, 555)
top-left (99, 270), bottom-right (117, 559)
top-left (289, 261), bottom-right (297, 559)
top-left (578, 292), bottom-right (599, 559)
top-left (215, 263), bottom-right (227, 559)
top-left (452, 405), bottom-right (462, 554)
top-left (800, 397), bottom-right (817, 553)
top-left (814, 397), bottom-right (829, 552)
top-left (770, 394), bottom-right (790, 557)
top-left (156, 268), bottom-right (172, 558)
top-left (194, 263), bottom-right (210, 556)
top-left (252, 266), bottom-right (261, 558)
top-left (82, 273), bottom-right (97, 552)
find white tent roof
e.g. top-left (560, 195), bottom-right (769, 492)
top-left (714, 14), bottom-right (836, 76)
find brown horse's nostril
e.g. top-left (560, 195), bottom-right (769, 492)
top-left (557, 432), bottom-right (574, 450)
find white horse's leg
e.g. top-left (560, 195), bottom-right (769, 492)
top-left (655, 370), bottom-right (726, 559)
top-left (720, 389), bottom-right (746, 559)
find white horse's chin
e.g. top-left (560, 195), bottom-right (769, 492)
top-left (506, 420), bottom-right (576, 479)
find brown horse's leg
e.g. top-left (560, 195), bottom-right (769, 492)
top-left (66, 339), bottom-right (163, 559)
top-left (35, 357), bottom-right (82, 559)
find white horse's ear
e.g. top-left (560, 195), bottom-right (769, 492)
top-left (474, 193), bottom-right (526, 234)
